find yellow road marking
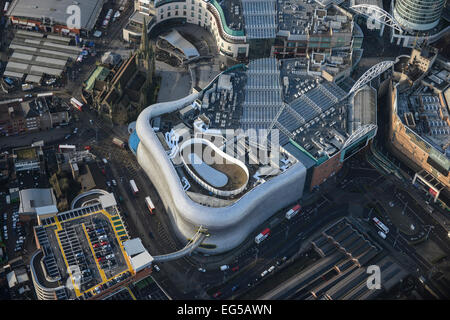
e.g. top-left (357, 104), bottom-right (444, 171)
top-left (100, 210), bottom-right (134, 274)
top-left (42, 210), bottom-right (134, 296)
top-left (126, 286), bottom-right (137, 300)
top-left (82, 223), bottom-right (107, 282)
top-left (54, 216), bottom-right (62, 231)
top-left (54, 225), bottom-right (81, 297)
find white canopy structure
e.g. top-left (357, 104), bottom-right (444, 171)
top-left (160, 30), bottom-right (200, 59)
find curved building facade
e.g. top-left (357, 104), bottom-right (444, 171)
top-left (152, 0), bottom-right (249, 59)
top-left (393, 0), bottom-right (446, 31)
top-left (30, 250), bottom-right (67, 300)
top-left (133, 91), bottom-right (307, 254)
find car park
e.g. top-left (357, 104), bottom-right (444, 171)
top-left (100, 263), bottom-right (109, 269)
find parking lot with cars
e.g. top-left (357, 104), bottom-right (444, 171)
top-left (0, 197), bottom-right (34, 261)
top-left (37, 205), bottom-right (133, 299)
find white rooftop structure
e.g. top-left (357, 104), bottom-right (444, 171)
top-left (18, 188), bottom-right (57, 215)
top-left (130, 251), bottom-right (154, 273)
top-left (7, 0), bottom-right (105, 31)
top-left (25, 74), bottom-right (43, 84)
top-left (159, 29), bottom-right (200, 59)
top-left (98, 193), bottom-right (117, 209)
top-left (35, 205), bottom-right (59, 217)
top-left (123, 238), bottom-right (146, 257)
top-left (123, 238), bottom-right (154, 273)
top-left (6, 271), bottom-right (17, 289)
top-left (217, 74), bottom-right (233, 91)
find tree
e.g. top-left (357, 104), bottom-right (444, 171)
top-left (113, 106), bottom-right (129, 125)
top-left (60, 177), bottom-right (70, 196)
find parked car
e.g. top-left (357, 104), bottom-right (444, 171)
top-left (198, 268), bottom-right (206, 273)
top-left (212, 291), bottom-right (222, 298)
top-left (153, 264), bottom-right (160, 272)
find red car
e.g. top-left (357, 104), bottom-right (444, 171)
top-left (101, 169), bottom-right (106, 175)
top-left (84, 145), bottom-right (91, 151)
top-left (93, 243), bottom-right (100, 248)
top-left (232, 266), bottom-right (239, 272)
top-left (212, 291), bottom-right (222, 298)
top-left (100, 241), bottom-right (108, 246)
top-left (98, 257), bottom-right (105, 263)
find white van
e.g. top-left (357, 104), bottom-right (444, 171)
top-left (220, 265), bottom-right (229, 271)
top-left (378, 231), bottom-right (387, 239)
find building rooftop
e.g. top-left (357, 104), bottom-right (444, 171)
top-left (154, 57), bottom-right (376, 202)
top-left (7, 0), bottom-right (105, 31)
top-left (242, 0), bottom-right (277, 39)
top-left (395, 54), bottom-right (450, 162)
top-left (18, 188), bottom-right (57, 215)
top-left (33, 200), bottom-right (133, 300)
top-left (221, 0), bottom-right (245, 32)
top-left (277, 0), bottom-right (353, 39)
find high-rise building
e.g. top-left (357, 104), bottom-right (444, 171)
top-left (393, 0), bottom-right (446, 31)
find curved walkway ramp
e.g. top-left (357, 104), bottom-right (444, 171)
top-left (71, 189), bottom-right (109, 209)
top-left (153, 228), bottom-right (208, 262)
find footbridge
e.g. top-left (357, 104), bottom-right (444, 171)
top-left (153, 227), bottom-right (209, 262)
